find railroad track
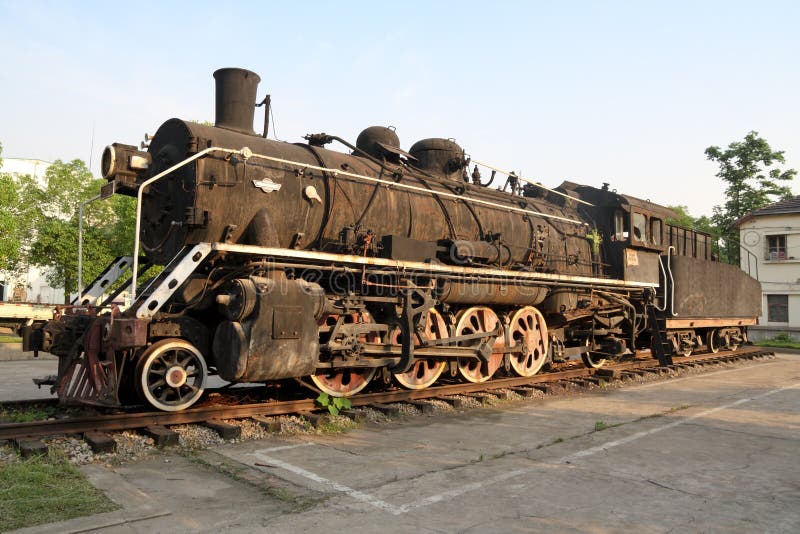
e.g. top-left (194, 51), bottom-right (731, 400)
top-left (0, 347), bottom-right (776, 450)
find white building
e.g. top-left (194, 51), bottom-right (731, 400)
top-left (1, 157), bottom-right (50, 181)
top-left (0, 157), bottom-right (66, 304)
top-left (738, 196), bottom-right (800, 341)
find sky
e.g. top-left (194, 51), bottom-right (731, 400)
top-left (0, 0), bottom-right (798, 217)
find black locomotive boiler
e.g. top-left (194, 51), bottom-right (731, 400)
top-left (24, 68), bottom-right (761, 411)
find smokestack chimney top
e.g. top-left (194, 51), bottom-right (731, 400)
top-left (213, 68), bottom-right (261, 135)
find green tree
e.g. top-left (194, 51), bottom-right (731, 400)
top-left (705, 131), bottom-right (796, 264)
top-left (0, 142), bottom-right (23, 273)
top-left (668, 205), bottom-right (723, 260)
top-left (666, 205), bottom-right (697, 230)
top-left (20, 159), bottom-right (135, 301)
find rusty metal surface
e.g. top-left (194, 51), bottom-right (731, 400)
top-left (213, 278), bottom-right (324, 382)
top-left (113, 68), bottom-right (595, 277)
top-left (27, 67), bottom-right (761, 412)
top-left (665, 317), bottom-right (758, 329)
top-left (670, 256), bottom-right (762, 318)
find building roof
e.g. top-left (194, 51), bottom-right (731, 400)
top-left (1, 158), bottom-right (52, 181)
top-left (737, 195), bottom-right (800, 226)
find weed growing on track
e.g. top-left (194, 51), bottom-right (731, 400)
top-left (0, 406), bottom-right (51, 423)
top-left (0, 404), bottom-right (88, 424)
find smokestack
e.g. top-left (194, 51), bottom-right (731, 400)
top-left (213, 68), bottom-right (261, 135)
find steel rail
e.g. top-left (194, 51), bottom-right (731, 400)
top-left (0, 347), bottom-right (774, 441)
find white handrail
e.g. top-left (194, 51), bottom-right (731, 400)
top-left (130, 145), bottom-right (592, 301)
top-left (655, 246), bottom-right (677, 315)
top-left (242, 152), bottom-right (588, 226)
top-left (664, 246), bottom-right (677, 316)
top-left (656, 254), bottom-right (668, 312)
top-left (131, 146), bottom-right (243, 301)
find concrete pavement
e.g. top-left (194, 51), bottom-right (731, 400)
top-left (7, 352), bottom-right (800, 533)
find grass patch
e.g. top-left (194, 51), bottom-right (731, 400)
top-left (756, 333), bottom-right (800, 349)
top-left (0, 406), bottom-right (51, 423)
top-left (0, 335), bottom-right (22, 343)
top-left (0, 403), bottom-right (86, 424)
top-left (593, 420), bottom-right (622, 432)
top-left (317, 417), bottom-right (358, 434)
top-left (0, 403), bottom-right (92, 423)
top-left (757, 339), bottom-right (800, 349)
top-left (0, 452), bottom-right (118, 532)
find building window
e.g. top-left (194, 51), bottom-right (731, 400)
top-left (766, 235), bottom-right (787, 260)
top-left (632, 212), bottom-right (647, 242)
top-left (767, 294), bottom-right (788, 323)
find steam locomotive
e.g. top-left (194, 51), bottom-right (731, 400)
top-left (24, 68), bottom-right (761, 411)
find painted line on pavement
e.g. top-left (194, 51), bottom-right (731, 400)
top-left (251, 381), bottom-right (799, 515)
top-left (252, 450), bottom-right (403, 514)
top-left (559, 381), bottom-right (800, 463)
top-left (256, 442), bottom-right (314, 453)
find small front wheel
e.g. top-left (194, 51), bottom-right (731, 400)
top-left (137, 339), bottom-right (208, 411)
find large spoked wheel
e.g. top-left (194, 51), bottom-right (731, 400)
top-left (508, 306), bottom-right (549, 377)
top-left (311, 367), bottom-right (377, 397)
top-left (455, 307), bottom-right (505, 383)
top-left (311, 311), bottom-right (379, 397)
top-left (392, 309), bottom-right (448, 390)
top-left (137, 339), bottom-right (208, 412)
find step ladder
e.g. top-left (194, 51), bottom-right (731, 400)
top-left (72, 256), bottom-right (136, 306)
top-left (648, 306), bottom-right (673, 366)
top-left (132, 243), bottom-right (213, 319)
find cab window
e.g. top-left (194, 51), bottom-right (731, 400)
top-left (632, 212), bottom-right (647, 242)
top-left (651, 218), bottom-right (662, 246)
top-left (614, 210), bottom-right (629, 240)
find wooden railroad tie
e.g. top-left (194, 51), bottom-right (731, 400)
top-left (251, 416), bottom-right (282, 433)
top-left (436, 396), bottom-right (468, 409)
top-left (339, 409), bottom-right (367, 423)
top-left (204, 419), bottom-right (242, 440)
top-left (370, 403), bottom-right (402, 417)
top-left (83, 431), bottom-right (116, 453)
top-left (142, 425), bottom-right (180, 447)
top-left (13, 438), bottom-right (48, 458)
top-left (407, 400), bottom-right (435, 415)
top-left (301, 412), bottom-right (330, 429)
top-left (468, 392), bottom-right (497, 405)
top-left (594, 368), bottom-right (620, 379)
